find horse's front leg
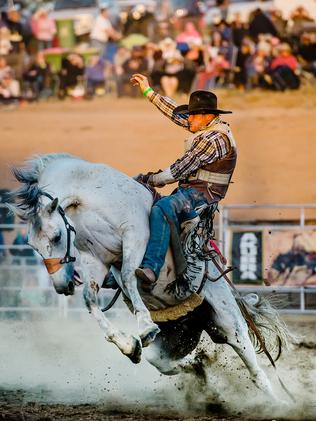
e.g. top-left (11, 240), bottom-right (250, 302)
top-left (79, 253), bottom-right (142, 363)
top-left (120, 233), bottom-right (160, 347)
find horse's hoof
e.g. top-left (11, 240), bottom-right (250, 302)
top-left (126, 337), bottom-right (142, 364)
top-left (140, 326), bottom-right (160, 348)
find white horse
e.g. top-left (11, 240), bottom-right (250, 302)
top-left (8, 153), bottom-right (291, 399)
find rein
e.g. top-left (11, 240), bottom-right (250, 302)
top-left (101, 288), bottom-right (122, 313)
top-left (41, 192), bottom-right (76, 274)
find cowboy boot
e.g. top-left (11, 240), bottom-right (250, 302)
top-left (135, 267), bottom-right (157, 292)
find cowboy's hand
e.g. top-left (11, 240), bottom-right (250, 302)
top-left (146, 170), bottom-right (165, 187)
top-left (130, 73), bottom-right (150, 94)
top-left (134, 172), bottom-right (154, 184)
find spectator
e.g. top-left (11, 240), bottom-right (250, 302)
top-left (289, 6), bottom-right (314, 37)
top-left (84, 55), bottom-right (106, 97)
top-left (2, 5), bottom-right (26, 79)
top-left (268, 43), bottom-right (300, 90)
top-left (234, 41), bottom-right (253, 90)
top-left (149, 49), bottom-right (165, 89)
top-left (196, 51), bottom-right (230, 90)
top-left (269, 9), bottom-right (287, 36)
top-left (90, 7), bottom-right (120, 58)
top-left (117, 46), bottom-right (148, 97)
top-left (176, 21), bottom-right (202, 45)
top-left (23, 51), bottom-right (52, 100)
top-left (155, 21), bottom-right (172, 42)
top-left (0, 68), bottom-right (20, 105)
top-left (144, 42), bottom-right (157, 74)
top-left (160, 46), bottom-right (184, 97)
top-left (231, 13), bottom-right (249, 48)
top-left (215, 19), bottom-right (233, 42)
top-left (249, 8), bottom-right (278, 40)
top-left (185, 40), bottom-right (204, 67)
top-left (3, 6), bottom-right (23, 51)
top-left (298, 32), bottom-right (316, 77)
top-left (0, 27), bottom-right (12, 55)
top-left (114, 46), bottom-right (130, 75)
top-left (0, 2), bottom-right (314, 99)
top-left (181, 41), bottom-right (203, 91)
top-left (247, 46), bottom-right (271, 89)
top-left (31, 8), bottom-right (56, 50)
top-left (159, 37), bottom-right (178, 60)
top-left (207, 31), bottom-right (224, 59)
top-left (58, 53), bottom-right (85, 99)
top-left (257, 34), bottom-right (273, 56)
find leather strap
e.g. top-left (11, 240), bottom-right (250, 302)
top-left (189, 169), bottom-right (231, 185)
top-left (41, 192), bottom-right (76, 274)
top-left (43, 258), bottom-right (63, 275)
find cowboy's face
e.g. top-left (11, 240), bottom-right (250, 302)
top-left (188, 114), bottom-right (216, 133)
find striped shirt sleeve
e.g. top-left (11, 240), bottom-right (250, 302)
top-left (170, 131), bottom-right (230, 180)
top-left (148, 91), bottom-right (190, 130)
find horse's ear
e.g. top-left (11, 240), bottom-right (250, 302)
top-left (46, 198), bottom-right (59, 215)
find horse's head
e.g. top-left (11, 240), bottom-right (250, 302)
top-left (28, 196), bottom-right (78, 296)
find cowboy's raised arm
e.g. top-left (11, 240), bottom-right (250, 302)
top-left (130, 73), bottom-right (190, 130)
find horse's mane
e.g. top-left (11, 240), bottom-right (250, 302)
top-left (5, 153), bottom-right (79, 221)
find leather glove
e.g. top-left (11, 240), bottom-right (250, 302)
top-left (134, 170), bottom-right (163, 186)
top-left (133, 172), bottom-right (155, 184)
top-left (151, 168), bottom-right (175, 188)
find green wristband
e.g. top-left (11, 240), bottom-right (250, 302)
top-left (143, 87), bottom-right (153, 97)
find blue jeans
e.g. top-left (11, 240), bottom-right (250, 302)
top-left (141, 187), bottom-right (208, 278)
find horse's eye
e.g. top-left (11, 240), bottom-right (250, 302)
top-left (53, 233), bottom-right (62, 244)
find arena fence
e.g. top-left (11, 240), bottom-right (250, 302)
top-left (218, 204), bottom-right (316, 314)
top-left (1, 204), bottom-right (316, 317)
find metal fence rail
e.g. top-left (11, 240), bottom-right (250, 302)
top-left (218, 203), bottom-right (316, 315)
top-left (1, 203), bottom-right (316, 317)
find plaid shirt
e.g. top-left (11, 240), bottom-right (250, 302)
top-left (148, 92), bottom-right (231, 180)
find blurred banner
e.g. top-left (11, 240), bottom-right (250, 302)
top-left (265, 230), bottom-right (316, 286)
top-left (231, 231), bottom-right (263, 285)
top-left (230, 229), bottom-right (316, 286)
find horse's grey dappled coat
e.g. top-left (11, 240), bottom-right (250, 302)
top-left (7, 153), bottom-right (293, 400)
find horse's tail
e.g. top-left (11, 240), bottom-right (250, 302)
top-left (235, 293), bottom-right (295, 362)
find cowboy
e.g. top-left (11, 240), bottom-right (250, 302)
top-left (130, 73), bottom-right (237, 290)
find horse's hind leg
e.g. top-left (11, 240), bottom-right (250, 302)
top-left (226, 328), bottom-right (275, 397)
top-left (202, 279), bottom-right (275, 399)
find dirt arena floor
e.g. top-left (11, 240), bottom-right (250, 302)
top-left (1, 88), bottom-right (316, 420)
top-left (0, 314), bottom-right (316, 421)
top-left (1, 87), bottom-right (316, 220)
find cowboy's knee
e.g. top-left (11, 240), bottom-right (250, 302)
top-left (155, 197), bottom-right (178, 218)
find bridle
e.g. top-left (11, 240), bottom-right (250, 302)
top-left (41, 192), bottom-right (76, 275)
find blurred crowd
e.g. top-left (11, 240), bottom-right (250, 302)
top-left (0, 2), bottom-right (316, 106)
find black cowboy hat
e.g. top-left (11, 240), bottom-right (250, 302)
top-left (173, 91), bottom-right (232, 115)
